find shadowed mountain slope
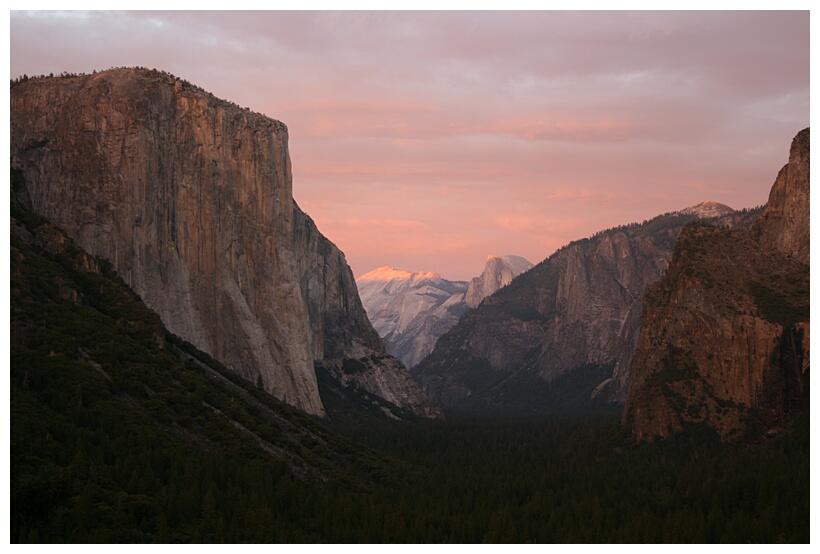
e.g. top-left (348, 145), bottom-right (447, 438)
top-left (413, 203), bottom-right (761, 415)
top-left (624, 128), bottom-right (810, 442)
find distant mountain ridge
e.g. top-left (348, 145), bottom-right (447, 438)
top-left (357, 267), bottom-right (469, 369)
top-left (357, 266), bottom-right (444, 283)
top-left (412, 202), bottom-right (762, 415)
top-left (357, 255), bottom-right (533, 369)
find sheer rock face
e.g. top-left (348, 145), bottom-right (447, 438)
top-left (625, 129), bottom-right (810, 442)
top-left (754, 129), bottom-right (811, 265)
top-left (465, 255), bottom-right (534, 309)
top-left (293, 207), bottom-right (385, 362)
top-left (10, 68), bottom-right (435, 418)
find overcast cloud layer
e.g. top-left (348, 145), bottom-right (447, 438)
top-left (10, 11), bottom-right (809, 280)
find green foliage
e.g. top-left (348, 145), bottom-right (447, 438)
top-left (10, 204), bottom-right (394, 542)
top-left (749, 281), bottom-right (810, 328)
top-left (333, 412), bottom-right (809, 543)
top-left (484, 261), bottom-right (560, 322)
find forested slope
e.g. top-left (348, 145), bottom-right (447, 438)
top-left (10, 197), bottom-right (399, 541)
top-left (11, 190), bottom-right (808, 543)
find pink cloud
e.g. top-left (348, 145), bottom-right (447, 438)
top-left (339, 218), bottom-right (427, 231)
top-left (494, 216), bottom-right (534, 234)
top-left (470, 117), bottom-right (635, 142)
top-left (9, 11), bottom-right (809, 281)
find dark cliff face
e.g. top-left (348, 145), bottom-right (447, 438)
top-left (624, 129), bottom-right (810, 442)
top-left (753, 129), bottom-right (810, 265)
top-left (294, 208), bottom-right (440, 416)
top-left (293, 204), bottom-right (385, 360)
top-left (412, 208), bottom-right (760, 414)
top-left (10, 68), bottom-right (436, 418)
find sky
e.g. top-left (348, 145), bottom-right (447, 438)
top-left (8, 9), bottom-right (811, 281)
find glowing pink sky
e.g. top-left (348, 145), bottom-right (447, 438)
top-left (10, 11), bottom-right (809, 280)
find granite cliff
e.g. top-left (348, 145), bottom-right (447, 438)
top-left (465, 255), bottom-right (534, 309)
top-left (753, 129), bottom-right (811, 266)
top-left (10, 68), bottom-right (436, 418)
top-left (624, 128), bottom-right (810, 442)
top-left (412, 205), bottom-right (760, 414)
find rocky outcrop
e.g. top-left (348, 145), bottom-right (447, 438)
top-left (356, 267), bottom-right (468, 369)
top-left (753, 129), bottom-right (811, 265)
top-left (10, 68), bottom-right (436, 418)
top-left (465, 255), bottom-right (533, 308)
top-left (412, 206), bottom-right (761, 414)
top-left (679, 201), bottom-right (735, 219)
top-left (624, 128), bottom-right (810, 442)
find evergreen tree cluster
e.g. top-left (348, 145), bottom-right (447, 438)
top-left (331, 414), bottom-right (808, 542)
top-left (10, 67), bottom-right (255, 113)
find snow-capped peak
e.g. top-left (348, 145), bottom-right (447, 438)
top-left (357, 266), bottom-right (414, 282)
top-left (357, 266), bottom-right (441, 283)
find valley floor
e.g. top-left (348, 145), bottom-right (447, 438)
top-left (11, 199), bottom-right (809, 543)
top-left (323, 412), bottom-right (809, 543)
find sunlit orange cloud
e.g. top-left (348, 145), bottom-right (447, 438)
top-left (287, 95), bottom-right (435, 113)
top-left (430, 185), bottom-right (474, 197)
top-left (318, 216), bottom-right (477, 278)
top-left (304, 185), bottom-right (632, 280)
top-left (293, 110), bottom-right (439, 140)
top-left (328, 204), bottom-right (621, 279)
top-left (539, 188), bottom-right (625, 203)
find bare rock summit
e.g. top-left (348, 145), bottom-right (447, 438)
top-left (465, 255), bottom-right (534, 308)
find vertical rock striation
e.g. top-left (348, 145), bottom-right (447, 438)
top-left (10, 68), bottom-right (435, 418)
top-left (753, 129), bottom-right (811, 265)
